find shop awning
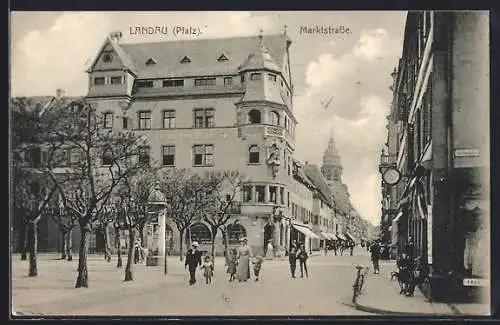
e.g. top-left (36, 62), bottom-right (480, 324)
top-left (327, 233), bottom-right (337, 240)
top-left (344, 232), bottom-right (356, 243)
top-left (336, 233), bottom-right (346, 241)
top-left (317, 231), bottom-right (329, 240)
top-left (292, 223), bottom-right (320, 239)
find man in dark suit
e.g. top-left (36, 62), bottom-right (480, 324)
top-left (288, 245), bottom-right (298, 278)
top-left (185, 241), bottom-right (202, 285)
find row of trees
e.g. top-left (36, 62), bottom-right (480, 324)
top-left (11, 97), bottom-right (244, 288)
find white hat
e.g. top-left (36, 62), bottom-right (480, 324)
top-left (192, 241), bottom-right (199, 247)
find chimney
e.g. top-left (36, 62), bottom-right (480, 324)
top-left (109, 31), bottom-right (123, 44)
top-left (56, 89), bottom-right (65, 99)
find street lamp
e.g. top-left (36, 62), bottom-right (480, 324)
top-left (146, 181), bottom-right (168, 274)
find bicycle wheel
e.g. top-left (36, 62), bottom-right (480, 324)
top-left (357, 275), bottom-right (364, 295)
top-left (352, 278), bottom-right (360, 303)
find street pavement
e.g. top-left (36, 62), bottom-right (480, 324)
top-left (355, 259), bottom-right (491, 316)
top-left (12, 248), bottom-right (375, 316)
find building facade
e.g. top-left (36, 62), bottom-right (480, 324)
top-left (379, 11), bottom-right (489, 302)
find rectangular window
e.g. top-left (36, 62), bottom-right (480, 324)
top-left (163, 79), bottom-right (184, 87)
top-left (136, 80), bottom-right (154, 88)
top-left (255, 186), bottom-right (265, 203)
top-left (54, 149), bottom-right (70, 167)
top-left (250, 73), bottom-right (262, 80)
top-left (287, 192), bottom-right (290, 207)
top-left (224, 77), bottom-right (233, 85)
top-left (194, 78), bottom-right (216, 86)
top-left (69, 148), bottom-right (83, 166)
top-left (138, 146), bottom-right (150, 166)
top-left (241, 74), bottom-right (245, 83)
top-left (138, 111), bottom-right (151, 130)
top-left (243, 186), bottom-right (252, 202)
top-left (163, 110), bottom-right (176, 128)
top-left (280, 187), bottom-right (285, 205)
top-left (94, 77), bottom-right (105, 85)
top-left (162, 145), bottom-right (175, 166)
top-left (102, 149), bottom-right (113, 166)
top-left (268, 74), bottom-right (277, 82)
top-left (122, 117), bottom-right (128, 129)
top-left (103, 112), bottom-right (113, 129)
top-left (110, 76), bottom-right (123, 85)
top-left (193, 108), bottom-right (215, 128)
top-left (269, 186), bottom-right (277, 203)
top-left (193, 144), bottom-right (214, 166)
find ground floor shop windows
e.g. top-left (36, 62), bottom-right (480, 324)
top-left (225, 224), bottom-right (247, 245)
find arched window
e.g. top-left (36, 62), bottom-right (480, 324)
top-left (248, 109), bottom-right (261, 124)
top-left (186, 223), bottom-right (212, 244)
top-left (248, 145), bottom-right (260, 164)
top-left (270, 111), bottom-right (280, 126)
top-left (226, 224), bottom-right (247, 245)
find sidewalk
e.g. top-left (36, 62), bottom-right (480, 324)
top-left (354, 260), bottom-right (490, 316)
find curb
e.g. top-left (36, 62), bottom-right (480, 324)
top-left (354, 300), bottom-right (462, 316)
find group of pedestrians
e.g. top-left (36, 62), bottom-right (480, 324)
top-left (288, 240), bottom-right (309, 278)
top-left (184, 237), bottom-right (265, 285)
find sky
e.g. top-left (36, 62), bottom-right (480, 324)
top-left (10, 11), bottom-right (407, 227)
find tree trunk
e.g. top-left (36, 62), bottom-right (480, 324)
top-left (75, 225), bottom-right (89, 288)
top-left (20, 222), bottom-right (27, 260)
top-left (222, 229), bottom-right (229, 263)
top-left (103, 226), bottom-right (111, 262)
top-left (124, 228), bottom-right (135, 282)
top-left (27, 221), bottom-right (38, 277)
top-left (210, 226), bottom-right (218, 266)
top-left (179, 229), bottom-right (184, 261)
top-left (66, 228), bottom-right (73, 261)
top-left (60, 228), bottom-right (68, 260)
top-left (115, 227), bottom-right (122, 268)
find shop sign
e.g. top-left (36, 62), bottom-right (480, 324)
top-left (463, 278), bottom-right (489, 287)
top-left (454, 149), bottom-right (480, 157)
top-left (427, 205), bottom-right (432, 264)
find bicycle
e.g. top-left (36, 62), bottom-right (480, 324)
top-left (352, 265), bottom-right (368, 303)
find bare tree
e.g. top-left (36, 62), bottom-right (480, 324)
top-left (42, 99), bottom-right (146, 288)
top-left (11, 97), bottom-right (64, 275)
top-left (114, 170), bottom-right (155, 281)
top-left (47, 194), bottom-right (78, 261)
top-left (203, 170), bottom-right (243, 264)
top-left (159, 169), bottom-right (211, 261)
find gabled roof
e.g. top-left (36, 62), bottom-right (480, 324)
top-left (116, 34), bottom-right (288, 79)
top-left (301, 164), bottom-right (334, 206)
top-left (87, 37), bottom-right (137, 75)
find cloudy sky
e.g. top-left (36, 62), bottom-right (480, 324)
top-left (11, 11), bottom-right (407, 226)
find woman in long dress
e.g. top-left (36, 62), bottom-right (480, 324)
top-left (236, 237), bottom-right (252, 282)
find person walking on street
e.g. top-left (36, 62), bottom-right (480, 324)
top-left (252, 255), bottom-right (264, 281)
top-left (288, 245), bottom-right (298, 278)
top-left (236, 237), bottom-right (252, 282)
top-left (332, 241), bottom-right (338, 256)
top-left (369, 240), bottom-right (381, 274)
top-left (298, 244), bottom-right (309, 278)
top-left (185, 241), bottom-right (202, 285)
top-left (324, 244), bottom-right (328, 256)
top-left (349, 241), bottom-right (354, 256)
top-left (226, 247), bottom-right (238, 282)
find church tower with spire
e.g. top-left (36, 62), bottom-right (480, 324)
top-left (321, 137), bottom-right (343, 181)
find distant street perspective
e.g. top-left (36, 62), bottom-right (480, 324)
top-left (11, 10), bottom-right (490, 317)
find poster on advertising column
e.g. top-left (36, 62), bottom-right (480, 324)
top-left (427, 205), bottom-right (432, 264)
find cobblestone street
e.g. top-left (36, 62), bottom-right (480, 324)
top-left (12, 249), bottom-right (374, 316)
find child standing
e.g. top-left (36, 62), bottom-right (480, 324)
top-left (226, 248), bottom-right (238, 282)
top-left (201, 255), bottom-right (214, 284)
top-left (252, 255), bottom-right (264, 281)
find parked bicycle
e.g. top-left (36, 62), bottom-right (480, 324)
top-left (352, 265), bottom-right (369, 303)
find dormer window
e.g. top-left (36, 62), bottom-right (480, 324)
top-left (268, 74), bottom-right (277, 82)
top-left (180, 56), bottom-right (191, 63)
top-left (217, 54), bottom-right (229, 62)
top-left (250, 73), bottom-right (262, 80)
top-left (145, 58), bottom-right (157, 65)
top-left (94, 77), bottom-right (105, 85)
